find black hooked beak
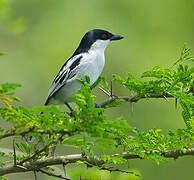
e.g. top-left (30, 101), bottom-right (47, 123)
top-left (110, 34), bottom-right (124, 41)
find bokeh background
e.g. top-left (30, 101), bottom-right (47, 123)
top-left (0, 0), bottom-right (194, 179)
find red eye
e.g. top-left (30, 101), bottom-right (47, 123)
top-left (102, 34), bottom-right (108, 39)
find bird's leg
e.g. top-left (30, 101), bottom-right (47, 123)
top-left (65, 103), bottom-right (74, 112)
top-left (65, 103), bottom-right (76, 117)
top-left (95, 103), bottom-right (101, 108)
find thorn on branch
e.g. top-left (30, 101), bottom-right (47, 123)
top-left (175, 98), bottom-right (178, 109)
top-left (99, 87), bottom-right (111, 97)
top-left (162, 94), bottom-right (169, 102)
top-left (130, 102), bottom-right (134, 115)
top-left (110, 81), bottom-right (113, 97)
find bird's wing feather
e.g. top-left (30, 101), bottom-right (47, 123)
top-left (45, 55), bottom-right (83, 105)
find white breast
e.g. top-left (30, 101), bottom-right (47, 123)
top-left (78, 50), bottom-right (104, 85)
top-left (78, 39), bottom-right (110, 85)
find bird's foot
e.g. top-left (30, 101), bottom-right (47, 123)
top-left (95, 103), bottom-right (101, 108)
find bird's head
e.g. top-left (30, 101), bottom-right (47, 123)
top-left (72, 29), bottom-right (123, 56)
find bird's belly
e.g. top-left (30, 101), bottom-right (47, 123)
top-left (52, 80), bottom-right (81, 104)
top-left (78, 54), bottom-right (105, 85)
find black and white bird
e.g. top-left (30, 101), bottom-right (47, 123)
top-left (45, 29), bottom-right (123, 110)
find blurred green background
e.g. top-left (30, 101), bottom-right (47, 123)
top-left (0, 0), bottom-right (194, 179)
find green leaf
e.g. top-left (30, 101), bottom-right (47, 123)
top-left (0, 176), bottom-right (8, 180)
top-left (172, 44), bottom-right (194, 67)
top-left (100, 77), bottom-right (110, 92)
top-left (0, 83), bottom-right (21, 94)
top-left (0, 52), bottom-right (7, 56)
top-left (15, 142), bottom-right (33, 155)
top-left (0, 152), bottom-right (5, 156)
top-left (85, 75), bottom-right (90, 84)
top-left (90, 76), bottom-right (102, 89)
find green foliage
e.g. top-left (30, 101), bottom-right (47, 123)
top-left (0, 83), bottom-right (21, 94)
top-left (172, 44), bottom-right (194, 66)
top-left (0, 176), bottom-right (8, 180)
top-left (0, 83), bottom-right (21, 108)
top-left (0, 46), bottom-right (193, 179)
top-left (0, 52), bottom-right (7, 56)
top-left (90, 76), bottom-right (102, 89)
top-left (113, 45), bottom-right (194, 129)
top-left (68, 166), bottom-right (140, 180)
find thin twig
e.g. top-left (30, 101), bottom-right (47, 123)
top-left (110, 81), bottom-right (113, 96)
top-left (62, 163), bottom-right (66, 176)
top-left (175, 98), bottom-right (178, 109)
top-left (18, 143), bottom-right (50, 165)
top-left (18, 132), bottom-right (66, 164)
top-left (100, 166), bottom-right (140, 176)
top-left (33, 170), bottom-right (38, 180)
top-left (39, 169), bottom-right (71, 180)
top-left (12, 138), bottom-right (17, 165)
top-left (0, 129), bottom-right (72, 141)
top-left (0, 128), bottom-right (33, 140)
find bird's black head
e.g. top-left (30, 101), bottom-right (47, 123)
top-left (83, 29), bottom-right (123, 42)
top-left (71, 29), bottom-right (123, 57)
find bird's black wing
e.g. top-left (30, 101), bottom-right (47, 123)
top-left (45, 55), bottom-right (83, 105)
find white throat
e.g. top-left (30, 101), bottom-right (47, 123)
top-left (89, 39), bottom-right (110, 53)
top-left (85, 40), bottom-right (110, 85)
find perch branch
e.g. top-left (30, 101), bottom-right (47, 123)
top-left (99, 89), bottom-right (194, 108)
top-left (0, 128), bottom-right (34, 140)
top-left (0, 129), bottom-right (72, 140)
top-left (0, 148), bottom-right (193, 177)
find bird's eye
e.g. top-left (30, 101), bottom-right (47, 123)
top-left (101, 34), bottom-right (108, 40)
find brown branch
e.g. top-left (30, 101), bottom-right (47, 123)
top-left (18, 132), bottom-right (66, 165)
top-left (0, 128), bottom-right (33, 140)
top-left (33, 171), bottom-right (38, 180)
top-left (0, 148), bottom-right (193, 177)
top-left (99, 89), bottom-right (193, 108)
top-left (0, 129), bottom-right (72, 140)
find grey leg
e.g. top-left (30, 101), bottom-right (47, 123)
top-left (65, 103), bottom-right (74, 112)
top-left (95, 103), bottom-right (101, 108)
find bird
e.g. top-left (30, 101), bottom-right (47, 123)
top-left (44, 29), bottom-right (123, 111)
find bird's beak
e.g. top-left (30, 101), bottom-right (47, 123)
top-left (110, 34), bottom-right (124, 41)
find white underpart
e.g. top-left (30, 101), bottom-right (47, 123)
top-left (86, 39), bottom-right (110, 84)
top-left (47, 39), bottom-right (110, 105)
